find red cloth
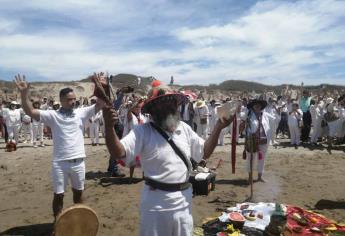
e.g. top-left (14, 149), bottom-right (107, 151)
top-left (231, 114), bottom-right (237, 174)
top-left (286, 206), bottom-right (345, 235)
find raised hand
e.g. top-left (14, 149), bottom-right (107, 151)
top-left (14, 74), bottom-right (29, 93)
top-left (217, 115), bottom-right (234, 129)
top-left (91, 72), bottom-right (111, 104)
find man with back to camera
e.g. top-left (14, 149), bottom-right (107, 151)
top-left (14, 74), bottom-right (105, 221)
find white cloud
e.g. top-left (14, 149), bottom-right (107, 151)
top-left (0, 0), bottom-right (344, 85)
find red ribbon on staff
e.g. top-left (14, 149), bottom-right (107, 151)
top-left (231, 114), bottom-right (237, 174)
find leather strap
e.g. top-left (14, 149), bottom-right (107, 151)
top-left (144, 178), bottom-right (191, 192)
top-left (150, 122), bottom-right (190, 171)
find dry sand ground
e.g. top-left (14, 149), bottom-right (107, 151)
top-left (0, 136), bottom-right (344, 236)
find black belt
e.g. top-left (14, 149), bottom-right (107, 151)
top-left (144, 178), bottom-right (191, 192)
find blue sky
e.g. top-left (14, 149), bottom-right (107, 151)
top-left (0, 0), bottom-right (344, 85)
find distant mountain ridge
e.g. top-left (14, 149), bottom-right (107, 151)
top-left (1, 73), bottom-right (344, 98)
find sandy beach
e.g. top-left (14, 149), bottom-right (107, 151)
top-left (0, 136), bottom-right (344, 236)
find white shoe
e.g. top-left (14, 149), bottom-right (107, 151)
top-left (40, 143), bottom-right (45, 147)
top-left (33, 145), bottom-right (38, 148)
top-left (23, 140), bottom-right (27, 144)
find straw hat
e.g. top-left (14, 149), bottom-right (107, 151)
top-left (247, 99), bottom-right (267, 110)
top-left (195, 100), bottom-right (206, 108)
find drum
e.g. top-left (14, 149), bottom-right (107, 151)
top-left (54, 204), bottom-right (99, 236)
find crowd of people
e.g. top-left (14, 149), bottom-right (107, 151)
top-left (2, 86), bottom-right (344, 153)
top-left (1, 74), bottom-right (344, 236)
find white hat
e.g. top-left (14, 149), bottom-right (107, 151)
top-left (326, 97), bottom-right (334, 104)
top-left (10, 101), bottom-right (18, 105)
top-left (53, 101), bottom-right (60, 106)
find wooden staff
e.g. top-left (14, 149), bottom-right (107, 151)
top-left (249, 147), bottom-right (254, 200)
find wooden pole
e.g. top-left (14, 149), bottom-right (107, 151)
top-left (250, 151), bottom-right (254, 200)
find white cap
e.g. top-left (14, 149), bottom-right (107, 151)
top-left (326, 97), bottom-right (334, 104)
top-left (10, 101), bottom-right (18, 105)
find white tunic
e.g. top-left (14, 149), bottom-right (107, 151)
top-left (120, 121), bottom-right (204, 211)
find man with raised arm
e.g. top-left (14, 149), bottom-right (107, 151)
top-left (14, 74), bottom-right (105, 221)
top-left (103, 83), bottom-right (233, 236)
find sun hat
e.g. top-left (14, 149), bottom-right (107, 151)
top-left (141, 80), bottom-right (186, 114)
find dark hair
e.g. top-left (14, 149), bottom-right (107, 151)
top-left (59, 88), bottom-right (74, 98)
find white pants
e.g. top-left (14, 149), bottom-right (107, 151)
top-left (219, 126), bottom-right (229, 145)
top-left (32, 124), bottom-right (44, 143)
top-left (52, 159), bottom-right (85, 194)
top-left (336, 120), bottom-right (345, 138)
top-left (246, 144), bottom-right (268, 174)
top-left (310, 119), bottom-right (321, 143)
top-left (270, 119), bottom-right (279, 144)
top-left (289, 124), bottom-right (301, 145)
top-left (140, 187), bottom-right (193, 236)
top-left (197, 122), bottom-right (208, 139)
top-left (89, 122), bottom-right (100, 144)
top-left (7, 125), bottom-right (20, 143)
top-left (328, 120), bottom-right (338, 137)
top-left (21, 123), bottom-right (33, 142)
top-left (209, 117), bottom-right (217, 133)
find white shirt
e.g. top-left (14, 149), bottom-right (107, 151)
top-left (244, 111), bottom-right (274, 143)
top-left (121, 121), bottom-right (204, 184)
top-left (208, 105), bottom-right (217, 120)
top-left (288, 109), bottom-right (302, 127)
top-left (194, 106), bottom-right (209, 122)
top-left (123, 112), bottom-right (147, 136)
top-left (2, 108), bottom-right (23, 127)
top-left (121, 121), bottom-right (204, 211)
top-left (90, 110), bottom-right (103, 124)
top-left (39, 105), bottom-right (95, 161)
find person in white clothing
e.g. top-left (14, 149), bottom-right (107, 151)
top-left (89, 99), bottom-right (103, 146)
top-left (32, 101), bottom-right (45, 147)
top-left (15, 74), bottom-right (105, 221)
top-left (103, 85), bottom-right (233, 236)
top-left (336, 94), bottom-right (345, 143)
top-left (244, 99), bottom-right (274, 183)
top-left (122, 99), bottom-right (147, 182)
top-left (180, 96), bottom-right (194, 128)
top-left (288, 102), bottom-right (302, 147)
top-left (324, 98), bottom-right (340, 147)
top-left (310, 100), bottom-right (324, 145)
top-left (194, 100), bottom-right (209, 139)
top-left (2, 101), bottom-right (23, 144)
top-left (21, 113), bottom-right (33, 144)
top-left (208, 100), bottom-right (218, 133)
top-left (265, 98), bottom-right (281, 145)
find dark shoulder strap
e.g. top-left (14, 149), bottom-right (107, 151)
top-left (150, 122), bottom-right (190, 171)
